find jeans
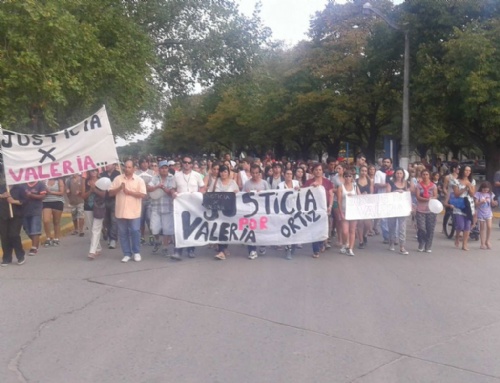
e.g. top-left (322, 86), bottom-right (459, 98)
top-left (117, 217), bottom-right (141, 256)
top-left (0, 216), bottom-right (25, 262)
top-left (312, 241), bottom-right (323, 254)
top-left (380, 218), bottom-right (389, 241)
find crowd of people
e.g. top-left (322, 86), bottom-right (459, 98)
top-left (0, 153), bottom-right (497, 266)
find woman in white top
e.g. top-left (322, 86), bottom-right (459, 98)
top-left (278, 169), bottom-right (300, 260)
top-left (204, 162), bottom-right (220, 192)
top-left (451, 165), bottom-right (476, 250)
top-left (337, 169), bottom-right (359, 256)
top-left (214, 165), bottom-right (239, 260)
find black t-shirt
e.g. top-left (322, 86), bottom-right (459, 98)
top-left (0, 184), bottom-right (26, 218)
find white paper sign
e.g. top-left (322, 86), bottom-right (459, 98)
top-left (345, 191), bottom-right (412, 220)
top-left (174, 186), bottom-right (329, 247)
top-left (1, 106), bottom-right (118, 185)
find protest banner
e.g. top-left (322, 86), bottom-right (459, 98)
top-left (345, 191), bottom-right (412, 220)
top-left (174, 186), bottom-right (328, 247)
top-left (1, 106), bottom-right (118, 185)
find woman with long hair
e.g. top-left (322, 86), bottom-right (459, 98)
top-left (331, 163), bottom-right (345, 246)
top-left (204, 162), bottom-right (220, 192)
top-left (294, 166), bottom-right (307, 187)
top-left (278, 169), bottom-right (300, 260)
top-left (387, 168), bottom-right (409, 254)
top-left (452, 166), bottom-right (475, 250)
top-left (415, 169), bottom-right (438, 252)
top-left (337, 169), bottom-right (359, 256)
top-left (474, 181), bottom-right (497, 249)
top-left (304, 163), bottom-right (334, 258)
top-left (42, 177), bottom-right (65, 247)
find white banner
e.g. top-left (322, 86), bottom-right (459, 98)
top-left (1, 106), bottom-right (118, 185)
top-left (174, 186), bottom-right (329, 247)
top-left (345, 191), bottom-right (412, 220)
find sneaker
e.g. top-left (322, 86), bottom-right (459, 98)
top-left (108, 240), bottom-right (116, 249)
top-left (347, 248), bottom-right (355, 256)
top-left (187, 250), bottom-right (195, 258)
top-left (133, 253), bottom-right (141, 262)
top-left (1, 260), bottom-right (10, 267)
top-left (44, 238), bottom-right (52, 247)
top-left (425, 249), bottom-right (432, 253)
top-left (53, 239), bottom-right (60, 246)
top-left (383, 239), bottom-right (389, 244)
top-left (170, 252), bottom-right (182, 261)
top-left (215, 252), bottom-right (226, 260)
top-left (258, 246), bottom-right (266, 255)
top-left (121, 255), bottom-right (131, 263)
top-left (418, 246), bottom-right (425, 252)
top-left (312, 252), bottom-right (320, 258)
top-left (140, 237), bottom-right (146, 245)
top-left (389, 244), bottom-right (395, 251)
top-left (248, 251), bottom-right (258, 260)
top-left (285, 248), bottom-right (292, 260)
top-left (161, 248), bottom-right (169, 257)
top-left (17, 257), bottom-right (25, 265)
top-left (400, 248), bottom-right (409, 255)
top-left (28, 248), bottom-right (38, 256)
top-left (340, 246), bottom-right (347, 254)
top-left (152, 243), bottom-right (161, 254)
top-left (358, 243), bottom-right (365, 249)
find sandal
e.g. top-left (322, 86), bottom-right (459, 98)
top-left (214, 252), bottom-right (226, 260)
top-left (312, 253), bottom-right (320, 258)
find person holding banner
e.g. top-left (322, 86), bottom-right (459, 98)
top-left (42, 178), bottom-right (65, 247)
top-left (374, 158), bottom-right (394, 244)
top-left (100, 164), bottom-right (120, 249)
top-left (147, 160), bottom-right (175, 257)
top-left (387, 168), bottom-right (409, 255)
top-left (278, 169), bottom-right (300, 260)
top-left (304, 163), bottom-right (334, 258)
top-left (415, 169), bottom-right (438, 253)
top-left (22, 181), bottom-right (47, 256)
top-left (171, 155), bottom-right (206, 260)
top-left (337, 169), bottom-right (359, 256)
top-left (108, 160), bottom-right (147, 263)
top-left (213, 164), bottom-right (239, 260)
top-left (356, 165), bottom-right (373, 249)
top-left (242, 164), bottom-right (270, 260)
top-left (0, 182), bottom-right (26, 266)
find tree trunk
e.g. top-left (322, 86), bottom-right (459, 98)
top-left (484, 141), bottom-right (500, 182)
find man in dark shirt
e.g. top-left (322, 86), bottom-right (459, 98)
top-left (0, 182), bottom-right (26, 265)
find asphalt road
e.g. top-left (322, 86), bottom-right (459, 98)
top-left (2, 218), bottom-right (500, 383)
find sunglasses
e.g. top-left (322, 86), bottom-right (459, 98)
top-left (345, 175), bottom-right (353, 178)
top-left (183, 161), bottom-right (192, 165)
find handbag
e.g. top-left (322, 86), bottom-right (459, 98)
top-left (449, 196), bottom-right (465, 210)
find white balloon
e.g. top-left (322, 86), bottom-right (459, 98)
top-left (149, 188), bottom-right (164, 200)
top-left (95, 177), bottom-right (112, 191)
top-left (403, 169), bottom-right (409, 181)
top-left (428, 199), bottom-right (443, 214)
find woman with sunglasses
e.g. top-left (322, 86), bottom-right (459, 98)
top-left (337, 169), bottom-right (359, 256)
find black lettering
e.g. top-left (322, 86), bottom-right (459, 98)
top-left (273, 193), bottom-right (280, 214)
top-left (229, 223), bottom-right (238, 241)
top-left (219, 223), bottom-right (230, 241)
top-left (46, 133), bottom-right (57, 143)
top-left (304, 189), bottom-right (317, 211)
top-left (194, 221), bottom-right (209, 241)
top-left (32, 135), bottom-right (43, 146)
top-left (181, 211), bottom-right (202, 239)
top-left (18, 135), bottom-right (30, 146)
top-left (91, 115), bottom-right (102, 129)
top-left (242, 193), bottom-right (258, 217)
top-left (288, 217), bottom-right (301, 234)
top-left (259, 191), bottom-right (274, 214)
top-left (294, 211), bottom-right (308, 226)
top-left (83, 120), bottom-right (89, 132)
top-left (69, 129), bottom-right (79, 136)
top-left (281, 225), bottom-right (291, 238)
top-left (203, 209), bottom-right (219, 221)
top-left (244, 230), bottom-right (256, 243)
top-left (209, 222), bottom-right (218, 241)
top-left (1, 131), bottom-right (14, 148)
top-left (281, 191), bottom-right (295, 214)
top-left (308, 210), bottom-right (321, 222)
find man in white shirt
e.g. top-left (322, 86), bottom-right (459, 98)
top-left (171, 155), bottom-right (206, 259)
top-left (135, 157), bottom-right (155, 244)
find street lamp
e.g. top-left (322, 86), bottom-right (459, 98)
top-left (363, 2), bottom-right (410, 170)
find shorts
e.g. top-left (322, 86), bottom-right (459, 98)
top-left (23, 215), bottom-right (42, 236)
top-left (69, 203), bottom-right (85, 220)
top-left (454, 214), bottom-right (471, 232)
top-left (150, 210), bottom-right (174, 236)
top-left (477, 214), bottom-right (492, 222)
top-left (43, 201), bottom-right (64, 211)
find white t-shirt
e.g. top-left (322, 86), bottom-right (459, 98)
top-left (278, 180), bottom-right (299, 189)
top-left (173, 171), bottom-right (204, 193)
top-left (374, 170), bottom-right (388, 194)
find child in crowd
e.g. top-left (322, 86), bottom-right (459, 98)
top-left (474, 181), bottom-right (497, 249)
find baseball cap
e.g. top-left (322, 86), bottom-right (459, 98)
top-left (158, 160), bottom-right (169, 168)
